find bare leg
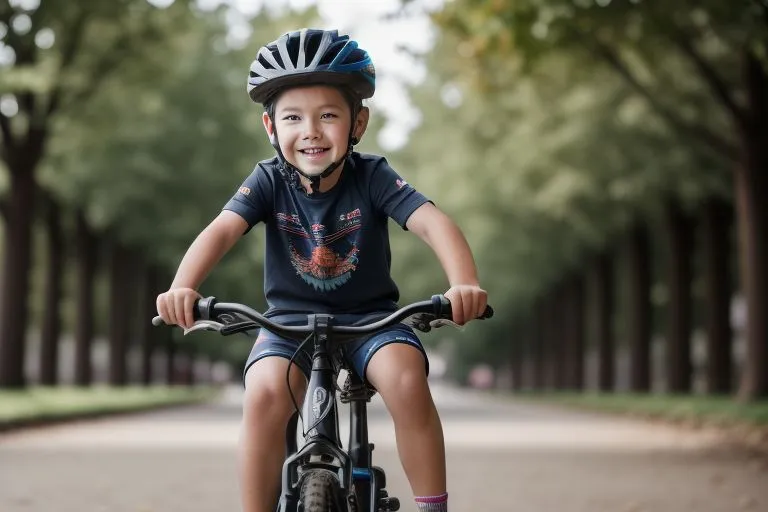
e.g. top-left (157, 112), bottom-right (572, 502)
top-left (240, 357), bottom-right (307, 512)
top-left (365, 344), bottom-right (446, 496)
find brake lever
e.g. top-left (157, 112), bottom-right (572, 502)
top-left (404, 313), bottom-right (434, 333)
top-left (429, 318), bottom-right (466, 331)
top-left (182, 320), bottom-right (225, 335)
top-left (405, 313), bottom-right (467, 332)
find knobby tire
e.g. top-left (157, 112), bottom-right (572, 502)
top-left (299, 469), bottom-right (343, 512)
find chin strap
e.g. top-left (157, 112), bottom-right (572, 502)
top-left (269, 118), bottom-right (360, 195)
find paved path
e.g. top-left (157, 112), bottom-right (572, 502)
top-left (1, 382), bottom-right (766, 511)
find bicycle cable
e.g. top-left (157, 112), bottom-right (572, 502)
top-left (287, 331), bottom-right (314, 428)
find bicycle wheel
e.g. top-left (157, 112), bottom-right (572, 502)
top-left (299, 469), bottom-right (342, 512)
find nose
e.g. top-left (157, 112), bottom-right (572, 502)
top-left (301, 118), bottom-right (320, 140)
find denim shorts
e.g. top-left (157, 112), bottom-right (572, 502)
top-left (242, 320), bottom-right (428, 385)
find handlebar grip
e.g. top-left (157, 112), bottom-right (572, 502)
top-left (195, 296), bottom-right (216, 320)
top-left (431, 294), bottom-right (494, 320)
top-left (151, 297), bottom-right (214, 327)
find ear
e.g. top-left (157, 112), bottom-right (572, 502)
top-left (353, 106), bottom-right (370, 142)
top-left (262, 111), bottom-right (277, 145)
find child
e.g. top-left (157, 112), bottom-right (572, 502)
top-left (155, 28), bottom-right (487, 512)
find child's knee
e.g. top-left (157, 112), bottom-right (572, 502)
top-left (391, 367), bottom-right (429, 397)
top-left (377, 365), bottom-right (433, 412)
top-left (243, 358), bottom-right (304, 422)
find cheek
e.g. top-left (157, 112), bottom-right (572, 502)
top-left (275, 129), bottom-right (297, 152)
top-left (332, 123), bottom-right (351, 143)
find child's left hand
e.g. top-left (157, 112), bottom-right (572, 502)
top-left (444, 284), bottom-right (488, 326)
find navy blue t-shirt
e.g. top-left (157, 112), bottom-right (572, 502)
top-left (223, 152), bottom-right (430, 318)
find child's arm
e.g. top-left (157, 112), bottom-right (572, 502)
top-left (406, 202), bottom-right (488, 325)
top-left (156, 210), bottom-right (249, 328)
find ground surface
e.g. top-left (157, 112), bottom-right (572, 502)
top-left (1, 382), bottom-right (766, 511)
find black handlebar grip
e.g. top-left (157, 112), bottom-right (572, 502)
top-left (432, 295), bottom-right (494, 320)
top-left (151, 297), bottom-right (213, 327)
top-left (431, 294), bottom-right (451, 316)
top-left (195, 296), bottom-right (216, 320)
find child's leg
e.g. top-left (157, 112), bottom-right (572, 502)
top-left (365, 343), bottom-right (447, 505)
top-left (240, 356), bottom-right (307, 512)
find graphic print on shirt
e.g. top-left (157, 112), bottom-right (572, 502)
top-left (276, 209), bottom-right (362, 292)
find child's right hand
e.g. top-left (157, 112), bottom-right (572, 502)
top-left (156, 287), bottom-right (203, 329)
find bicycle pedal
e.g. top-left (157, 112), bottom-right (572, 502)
top-left (379, 497), bottom-right (400, 511)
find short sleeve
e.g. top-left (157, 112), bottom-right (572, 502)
top-left (368, 158), bottom-right (430, 229)
top-left (222, 163), bottom-right (275, 229)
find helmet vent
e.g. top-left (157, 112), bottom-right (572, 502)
top-left (286, 36), bottom-right (301, 68)
top-left (304, 31), bottom-right (324, 63)
top-left (319, 40), bottom-right (345, 66)
top-left (257, 54), bottom-right (272, 69)
top-left (270, 49), bottom-right (284, 68)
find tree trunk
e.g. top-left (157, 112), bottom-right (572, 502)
top-left (39, 197), bottom-right (64, 386)
top-left (166, 333), bottom-right (177, 386)
top-left (108, 242), bottom-right (132, 386)
top-left (627, 223), bottom-right (652, 392)
top-left (0, 169), bottom-right (36, 388)
top-left (701, 198), bottom-right (733, 394)
top-left (545, 293), bottom-right (558, 390)
top-left (74, 212), bottom-right (97, 386)
top-left (184, 352), bottom-right (196, 386)
top-left (664, 199), bottom-right (694, 393)
top-left (554, 284), bottom-right (568, 390)
top-left (533, 299), bottom-right (545, 390)
top-left (594, 252), bottom-right (615, 391)
top-left (569, 275), bottom-right (585, 390)
top-left (736, 50), bottom-right (768, 401)
top-left (141, 264), bottom-right (160, 386)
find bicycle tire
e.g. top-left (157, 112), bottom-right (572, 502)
top-left (299, 469), bottom-right (342, 512)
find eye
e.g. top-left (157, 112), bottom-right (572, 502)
top-left (321, 112), bottom-right (338, 119)
top-left (282, 114), bottom-right (300, 121)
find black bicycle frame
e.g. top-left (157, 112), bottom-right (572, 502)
top-left (277, 313), bottom-right (385, 512)
top-left (153, 294), bottom-right (492, 512)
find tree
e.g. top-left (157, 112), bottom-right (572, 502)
top-left (0, 0), bottom-right (195, 387)
top-left (430, 0), bottom-right (766, 398)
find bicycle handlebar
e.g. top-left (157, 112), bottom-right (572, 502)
top-left (152, 295), bottom-right (493, 340)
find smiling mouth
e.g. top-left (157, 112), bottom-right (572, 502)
top-left (300, 148), bottom-right (330, 155)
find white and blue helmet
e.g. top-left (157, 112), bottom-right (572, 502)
top-left (248, 28), bottom-right (376, 105)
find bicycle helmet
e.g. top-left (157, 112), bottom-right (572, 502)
top-left (247, 29), bottom-right (376, 194)
top-left (248, 28), bottom-right (375, 104)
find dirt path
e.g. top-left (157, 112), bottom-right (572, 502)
top-left (1, 383), bottom-right (765, 511)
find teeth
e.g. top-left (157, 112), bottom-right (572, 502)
top-left (303, 148), bottom-right (325, 154)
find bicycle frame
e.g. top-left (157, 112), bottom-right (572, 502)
top-left (277, 313), bottom-right (389, 512)
top-left (153, 294), bottom-right (491, 512)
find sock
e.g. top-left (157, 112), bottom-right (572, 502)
top-left (415, 492), bottom-right (448, 512)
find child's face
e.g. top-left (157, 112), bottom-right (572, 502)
top-left (263, 85), bottom-right (362, 176)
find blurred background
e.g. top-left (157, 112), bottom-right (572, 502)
top-left (0, 0), bottom-right (766, 406)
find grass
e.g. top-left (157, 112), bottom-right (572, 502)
top-left (0, 385), bottom-right (221, 430)
top-left (509, 391), bottom-right (768, 428)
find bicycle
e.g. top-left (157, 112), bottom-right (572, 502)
top-left (153, 294), bottom-right (492, 512)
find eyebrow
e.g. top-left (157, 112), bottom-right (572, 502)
top-left (278, 104), bottom-right (345, 113)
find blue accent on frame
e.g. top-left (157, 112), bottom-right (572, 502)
top-left (352, 468), bottom-right (372, 481)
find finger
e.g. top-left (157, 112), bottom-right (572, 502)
top-left (184, 292), bottom-right (197, 329)
top-left (476, 293), bottom-right (488, 318)
top-left (174, 292), bottom-right (188, 328)
top-left (463, 291), bottom-right (475, 325)
top-left (165, 293), bottom-right (179, 326)
top-left (156, 295), bottom-right (169, 324)
top-left (451, 293), bottom-right (464, 325)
